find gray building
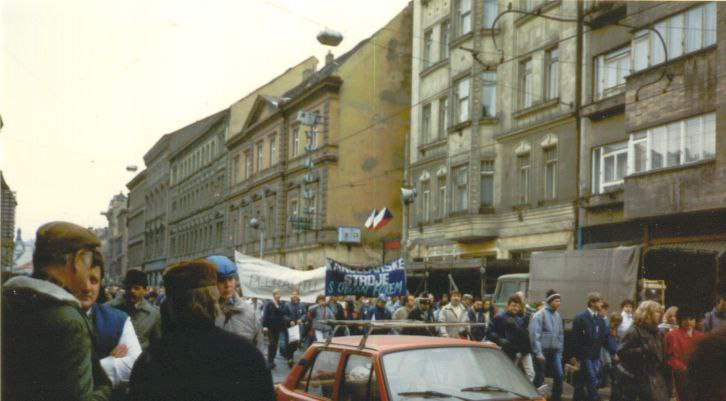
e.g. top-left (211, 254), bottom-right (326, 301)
top-left (126, 170), bottom-right (146, 272)
top-left (102, 192), bottom-right (128, 282)
top-left (579, 1), bottom-right (726, 310)
top-left (167, 110), bottom-right (230, 266)
top-left (1, 171), bottom-right (17, 271)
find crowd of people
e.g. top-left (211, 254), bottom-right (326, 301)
top-left (2, 221), bottom-right (725, 401)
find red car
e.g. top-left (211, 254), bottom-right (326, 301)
top-left (276, 335), bottom-right (545, 401)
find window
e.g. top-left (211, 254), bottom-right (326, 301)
top-left (340, 354), bottom-right (379, 401)
top-left (453, 165), bottom-right (468, 212)
top-left (480, 161), bottom-right (494, 207)
top-left (296, 350), bottom-right (340, 398)
top-left (481, 71), bottom-right (496, 118)
top-left (595, 47), bottom-right (630, 100)
top-left (423, 29), bottom-right (433, 68)
top-left (438, 96), bottom-right (449, 138)
top-left (437, 175), bottom-right (447, 218)
top-left (454, 77), bottom-right (470, 123)
top-left (592, 113), bottom-right (715, 193)
top-left (256, 142), bottom-right (264, 172)
top-left (244, 151), bottom-right (252, 179)
top-left (543, 147), bottom-right (557, 200)
top-left (421, 103), bottom-right (432, 143)
top-left (269, 137), bottom-right (276, 165)
top-left (305, 126), bottom-right (317, 151)
top-left (232, 155), bottom-right (240, 183)
top-left (546, 47), bottom-right (559, 100)
top-left (439, 21), bottom-right (449, 60)
top-left (632, 3), bottom-right (717, 72)
top-left (458, 0), bottom-right (472, 36)
top-left (520, 59), bottom-right (533, 109)
top-left (291, 128), bottom-right (300, 157)
top-left (421, 181), bottom-right (431, 222)
top-left (483, 0), bottom-right (498, 29)
top-left (517, 154), bottom-right (530, 204)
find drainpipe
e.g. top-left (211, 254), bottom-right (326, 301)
top-left (574, 1), bottom-right (584, 250)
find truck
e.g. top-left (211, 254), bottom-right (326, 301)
top-left (493, 246), bottom-right (668, 322)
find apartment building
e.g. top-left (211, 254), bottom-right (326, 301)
top-left (579, 1), bottom-right (726, 310)
top-left (226, 4), bottom-right (413, 269)
top-left (126, 170), bottom-right (146, 272)
top-left (407, 0), bottom-right (579, 295)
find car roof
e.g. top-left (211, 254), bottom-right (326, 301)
top-left (317, 335), bottom-right (499, 353)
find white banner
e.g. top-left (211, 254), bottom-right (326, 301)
top-left (234, 251), bottom-right (326, 303)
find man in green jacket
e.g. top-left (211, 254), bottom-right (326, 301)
top-left (108, 269), bottom-right (161, 351)
top-left (2, 221), bottom-right (111, 401)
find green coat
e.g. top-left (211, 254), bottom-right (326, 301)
top-left (2, 276), bottom-right (111, 401)
top-left (107, 297), bottom-right (161, 351)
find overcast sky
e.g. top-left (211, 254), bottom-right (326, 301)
top-left (1, 0), bottom-right (410, 240)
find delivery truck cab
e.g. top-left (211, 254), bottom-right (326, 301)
top-left (492, 273), bottom-right (529, 312)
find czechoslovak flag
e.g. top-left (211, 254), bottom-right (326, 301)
top-left (373, 207), bottom-right (393, 230)
top-left (364, 209), bottom-right (378, 230)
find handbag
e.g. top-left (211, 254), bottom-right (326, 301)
top-left (287, 324), bottom-right (301, 343)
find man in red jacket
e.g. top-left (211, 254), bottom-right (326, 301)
top-left (664, 307), bottom-right (703, 401)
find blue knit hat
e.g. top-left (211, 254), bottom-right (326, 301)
top-left (205, 255), bottom-right (237, 280)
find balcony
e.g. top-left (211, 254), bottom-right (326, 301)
top-left (624, 159), bottom-right (721, 219)
top-left (582, 92), bottom-right (625, 121)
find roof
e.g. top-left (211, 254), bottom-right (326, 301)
top-left (282, 38), bottom-right (369, 101)
top-left (168, 109), bottom-right (229, 158)
top-left (324, 335), bottom-right (496, 353)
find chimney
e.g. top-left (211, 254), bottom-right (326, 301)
top-left (325, 51), bottom-right (334, 66)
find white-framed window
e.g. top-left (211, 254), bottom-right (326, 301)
top-left (244, 150), bottom-right (252, 179)
top-left (422, 103), bottom-right (432, 143)
top-left (420, 180), bottom-right (431, 222)
top-left (592, 141), bottom-right (628, 194)
top-left (423, 29), bottom-right (433, 68)
top-left (256, 142), bottom-right (264, 172)
top-left (595, 46), bottom-right (630, 100)
top-left (458, 0), bottom-right (472, 36)
top-left (592, 113), bottom-right (716, 193)
top-left (454, 77), bottom-right (470, 123)
top-left (480, 160), bottom-right (494, 207)
top-left (517, 153), bottom-right (530, 204)
top-left (520, 59), bottom-right (533, 109)
top-left (438, 96), bottom-right (449, 138)
top-left (632, 3), bottom-right (716, 72)
top-left (483, 0), bottom-right (498, 29)
top-left (453, 165), bottom-right (468, 212)
top-left (291, 128), bottom-right (300, 157)
top-left (543, 146), bottom-right (557, 200)
top-left (269, 136), bottom-right (276, 165)
top-left (481, 71), bottom-right (496, 118)
top-left (546, 47), bottom-right (559, 100)
top-left (437, 175), bottom-right (447, 218)
top-left (440, 21), bottom-right (450, 60)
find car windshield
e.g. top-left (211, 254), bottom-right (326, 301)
top-left (382, 346), bottom-right (539, 401)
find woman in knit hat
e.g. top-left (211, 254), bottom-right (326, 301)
top-left (128, 259), bottom-right (275, 401)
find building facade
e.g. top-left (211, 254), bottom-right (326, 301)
top-left (579, 1), bottom-right (726, 311)
top-left (226, 4), bottom-right (413, 269)
top-left (167, 110), bottom-right (230, 272)
top-left (1, 171), bottom-right (17, 271)
top-left (102, 193), bottom-right (128, 282)
top-left (407, 0), bottom-right (579, 295)
top-left (126, 170), bottom-right (146, 272)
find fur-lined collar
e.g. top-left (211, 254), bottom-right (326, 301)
top-left (3, 275), bottom-right (80, 306)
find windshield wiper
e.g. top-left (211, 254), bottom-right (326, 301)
top-left (460, 385), bottom-right (533, 400)
top-left (398, 390), bottom-right (472, 401)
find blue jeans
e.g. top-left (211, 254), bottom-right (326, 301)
top-left (574, 358), bottom-right (601, 401)
top-left (534, 351), bottom-right (564, 401)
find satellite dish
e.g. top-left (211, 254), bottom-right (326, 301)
top-left (317, 29), bottom-right (343, 46)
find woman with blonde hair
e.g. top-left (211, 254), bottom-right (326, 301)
top-left (658, 306), bottom-right (678, 335)
top-left (616, 300), bottom-right (669, 401)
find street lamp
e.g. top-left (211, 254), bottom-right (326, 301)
top-left (400, 187), bottom-right (417, 268)
top-left (249, 217), bottom-right (264, 259)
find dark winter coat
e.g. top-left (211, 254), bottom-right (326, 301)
top-left (571, 309), bottom-right (611, 360)
top-left (283, 300), bottom-right (307, 326)
top-left (490, 311), bottom-right (532, 359)
top-left (617, 324), bottom-right (670, 401)
top-left (467, 308), bottom-right (491, 341)
top-left (2, 276), bottom-right (112, 401)
top-left (262, 300), bottom-right (286, 331)
top-left (108, 297), bottom-right (162, 351)
top-left (128, 323), bottom-right (275, 401)
top-left (403, 306), bottom-right (436, 336)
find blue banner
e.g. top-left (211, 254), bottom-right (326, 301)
top-left (325, 258), bottom-right (406, 297)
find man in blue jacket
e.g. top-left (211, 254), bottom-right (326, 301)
top-left (529, 289), bottom-right (564, 401)
top-left (571, 292), bottom-right (613, 401)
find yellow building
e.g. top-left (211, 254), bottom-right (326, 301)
top-left (226, 4), bottom-right (413, 268)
